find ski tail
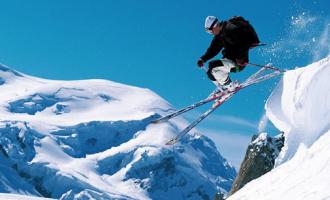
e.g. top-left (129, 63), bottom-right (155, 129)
top-left (243, 70), bottom-right (281, 87)
top-left (248, 63), bottom-right (286, 73)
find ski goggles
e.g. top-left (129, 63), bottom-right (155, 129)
top-left (205, 18), bottom-right (218, 34)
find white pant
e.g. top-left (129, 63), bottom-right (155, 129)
top-left (211, 58), bottom-right (237, 85)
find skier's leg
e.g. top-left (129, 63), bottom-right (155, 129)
top-left (206, 58), bottom-right (240, 92)
top-left (207, 59), bottom-right (236, 85)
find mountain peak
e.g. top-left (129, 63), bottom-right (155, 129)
top-left (0, 64), bottom-right (236, 199)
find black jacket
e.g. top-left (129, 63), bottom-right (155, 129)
top-left (200, 17), bottom-right (260, 63)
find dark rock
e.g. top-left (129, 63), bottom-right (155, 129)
top-left (228, 132), bottom-right (284, 196)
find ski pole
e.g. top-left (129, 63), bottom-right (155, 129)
top-left (248, 63), bottom-right (286, 73)
top-left (201, 66), bottom-right (208, 73)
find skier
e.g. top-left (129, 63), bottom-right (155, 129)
top-left (197, 16), bottom-right (260, 91)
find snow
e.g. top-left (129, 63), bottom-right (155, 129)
top-left (0, 193), bottom-right (53, 200)
top-left (0, 63), bottom-right (236, 199)
top-left (227, 56), bottom-right (330, 200)
top-left (266, 56), bottom-right (330, 164)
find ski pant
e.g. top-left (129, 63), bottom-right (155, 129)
top-left (207, 58), bottom-right (240, 85)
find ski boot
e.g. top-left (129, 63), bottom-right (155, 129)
top-left (221, 80), bottom-right (239, 92)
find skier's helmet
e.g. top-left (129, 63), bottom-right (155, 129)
top-left (205, 16), bottom-right (218, 34)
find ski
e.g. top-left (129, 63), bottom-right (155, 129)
top-left (165, 69), bottom-right (282, 145)
top-left (153, 66), bottom-right (268, 124)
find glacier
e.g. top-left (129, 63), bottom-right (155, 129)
top-left (228, 56), bottom-right (330, 200)
top-left (0, 63), bottom-right (236, 200)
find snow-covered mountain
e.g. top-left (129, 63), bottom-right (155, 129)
top-left (228, 56), bottom-right (330, 200)
top-left (0, 64), bottom-right (236, 200)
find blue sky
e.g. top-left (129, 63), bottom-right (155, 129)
top-left (0, 0), bottom-right (329, 168)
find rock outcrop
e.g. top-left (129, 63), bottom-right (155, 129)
top-left (228, 132), bottom-right (284, 196)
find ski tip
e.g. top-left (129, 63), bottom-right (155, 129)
top-left (165, 139), bottom-right (177, 145)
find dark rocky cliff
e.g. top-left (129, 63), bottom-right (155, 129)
top-left (228, 132), bottom-right (284, 196)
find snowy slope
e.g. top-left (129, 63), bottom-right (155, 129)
top-left (0, 64), bottom-right (236, 200)
top-left (228, 56), bottom-right (330, 200)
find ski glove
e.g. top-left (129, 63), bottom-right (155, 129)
top-left (197, 59), bottom-right (204, 67)
top-left (236, 58), bottom-right (248, 67)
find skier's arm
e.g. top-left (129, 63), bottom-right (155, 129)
top-left (200, 37), bottom-right (223, 62)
